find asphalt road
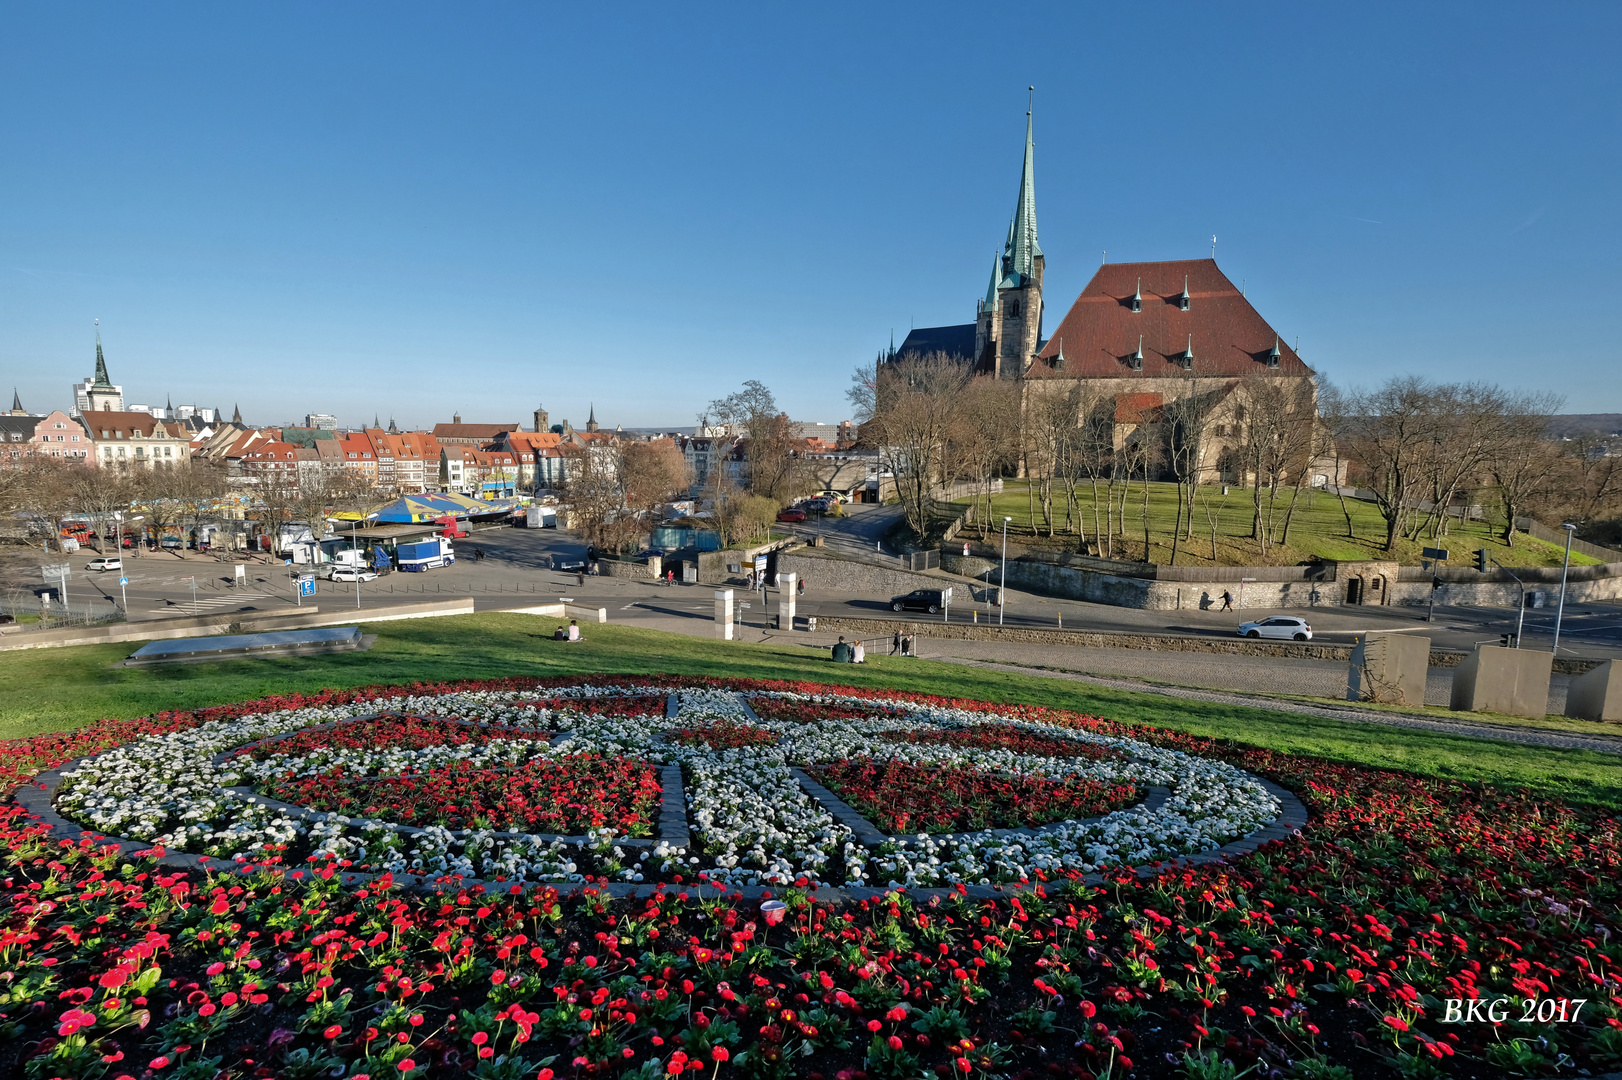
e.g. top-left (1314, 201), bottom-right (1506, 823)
top-left (57, 527), bottom-right (1622, 664)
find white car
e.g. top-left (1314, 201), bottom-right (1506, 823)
top-left (1236, 616), bottom-right (1312, 641)
top-left (330, 567), bottom-right (378, 583)
top-left (86, 557), bottom-right (122, 572)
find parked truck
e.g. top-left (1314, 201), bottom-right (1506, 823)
top-left (396, 537), bottom-right (455, 572)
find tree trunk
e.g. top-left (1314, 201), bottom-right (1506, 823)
top-left (1170, 479), bottom-right (1185, 565)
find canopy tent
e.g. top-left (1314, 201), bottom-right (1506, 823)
top-left (366, 493), bottom-right (521, 524)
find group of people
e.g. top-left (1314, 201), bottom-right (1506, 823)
top-left (830, 636), bottom-right (866, 663)
top-left (831, 630), bottom-right (917, 663)
top-left (551, 619), bottom-right (582, 642)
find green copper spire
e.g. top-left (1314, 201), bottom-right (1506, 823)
top-left (92, 331), bottom-right (113, 390)
top-left (1007, 91), bottom-right (1040, 281)
top-left (984, 251), bottom-right (1001, 310)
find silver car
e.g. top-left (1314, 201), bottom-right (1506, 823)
top-left (1236, 616), bottom-right (1313, 641)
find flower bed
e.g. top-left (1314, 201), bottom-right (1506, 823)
top-left (809, 758), bottom-right (1144, 833)
top-left (0, 675), bottom-right (1619, 1079)
top-left (881, 722), bottom-right (1121, 761)
top-left (258, 753), bottom-right (663, 835)
top-left (671, 719), bottom-right (780, 750)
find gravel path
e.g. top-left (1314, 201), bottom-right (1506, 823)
top-left (935, 657), bottom-right (1622, 756)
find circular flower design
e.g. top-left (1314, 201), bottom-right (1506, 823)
top-left (49, 681), bottom-right (1282, 891)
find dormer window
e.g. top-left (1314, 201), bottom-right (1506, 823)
top-left (1129, 335), bottom-right (1144, 371)
top-left (1267, 338), bottom-right (1281, 368)
top-left (1179, 335), bottom-right (1195, 370)
top-left (1179, 276), bottom-right (1191, 311)
top-left (1130, 278), bottom-right (1142, 312)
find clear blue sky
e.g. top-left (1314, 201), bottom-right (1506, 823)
top-left (3, 3), bottom-right (1618, 429)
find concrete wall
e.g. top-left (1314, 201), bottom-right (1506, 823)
top-left (1565, 660), bottom-right (1622, 722)
top-left (1450, 645), bottom-right (1554, 717)
top-left (1347, 633), bottom-right (1430, 706)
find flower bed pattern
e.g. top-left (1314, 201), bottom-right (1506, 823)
top-left (808, 758), bottom-right (1144, 833)
top-left (1, 675), bottom-right (1619, 1078)
top-left (258, 753), bottom-right (663, 835)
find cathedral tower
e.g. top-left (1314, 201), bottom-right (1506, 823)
top-left (972, 102), bottom-right (1044, 378)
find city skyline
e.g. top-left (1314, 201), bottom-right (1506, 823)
top-left (4, 3), bottom-right (1620, 422)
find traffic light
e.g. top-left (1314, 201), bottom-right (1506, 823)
top-left (1500, 633), bottom-right (1516, 647)
top-left (1473, 548), bottom-right (1488, 573)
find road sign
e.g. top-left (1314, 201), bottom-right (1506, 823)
top-left (118, 576), bottom-right (128, 586)
top-left (1422, 547), bottom-right (1450, 561)
top-left (298, 576), bottom-right (316, 597)
top-left (42, 563), bottom-right (70, 582)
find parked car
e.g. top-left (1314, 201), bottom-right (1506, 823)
top-left (330, 567), bottom-right (379, 583)
top-left (86, 557), bottom-right (122, 572)
top-left (776, 508), bottom-right (807, 523)
top-left (890, 588), bottom-right (949, 614)
top-left (553, 557), bottom-right (587, 573)
top-left (160, 536), bottom-right (182, 549)
top-left (1236, 616), bottom-right (1313, 641)
top-left (801, 498), bottom-right (831, 513)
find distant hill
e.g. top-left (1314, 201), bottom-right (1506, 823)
top-left (1547, 414), bottom-right (1622, 438)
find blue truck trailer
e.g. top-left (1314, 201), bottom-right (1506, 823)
top-left (396, 537), bottom-right (455, 571)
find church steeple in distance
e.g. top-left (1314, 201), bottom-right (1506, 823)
top-left (585, 404), bottom-right (599, 433)
top-left (1007, 87), bottom-right (1041, 282)
top-left (92, 330), bottom-right (113, 390)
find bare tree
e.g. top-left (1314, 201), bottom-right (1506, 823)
top-left (953, 376), bottom-right (1021, 533)
top-left (1489, 394), bottom-right (1563, 546)
top-left (561, 441), bottom-right (634, 552)
top-left (863, 352), bottom-right (970, 537)
top-left (706, 381), bottom-right (802, 503)
top-left (1160, 378), bottom-right (1220, 565)
top-left (69, 464), bottom-right (136, 553)
top-left (622, 439), bottom-right (692, 527)
top-left (1345, 376), bottom-right (1445, 552)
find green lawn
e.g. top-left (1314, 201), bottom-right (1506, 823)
top-left (962, 480), bottom-right (1599, 569)
top-left (3, 614), bottom-right (1619, 809)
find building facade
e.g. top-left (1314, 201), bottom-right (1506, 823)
top-left (80, 410), bottom-right (191, 468)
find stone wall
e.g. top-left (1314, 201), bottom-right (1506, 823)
top-left (940, 551), bottom-right (1622, 611)
top-left (779, 552), bottom-right (989, 604)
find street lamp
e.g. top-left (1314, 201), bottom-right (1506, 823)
top-left (352, 517), bottom-right (363, 610)
top-left (999, 516), bottom-right (1011, 626)
top-left (1551, 523), bottom-right (1577, 654)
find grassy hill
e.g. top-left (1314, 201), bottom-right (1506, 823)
top-left (958, 480), bottom-right (1604, 569)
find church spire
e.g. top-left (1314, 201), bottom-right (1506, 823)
top-left (1007, 89), bottom-right (1041, 281)
top-left (10, 388), bottom-right (21, 415)
top-left (984, 251), bottom-right (1001, 310)
top-left (92, 329), bottom-right (113, 389)
top-left (232, 403), bottom-right (242, 424)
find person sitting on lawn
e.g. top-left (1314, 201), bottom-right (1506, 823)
top-left (851, 640), bottom-right (866, 663)
top-left (553, 625), bottom-right (567, 641)
top-left (567, 619), bottom-right (581, 642)
top-left (831, 636), bottom-right (853, 663)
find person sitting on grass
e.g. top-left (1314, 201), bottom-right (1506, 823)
top-left (851, 639), bottom-right (866, 664)
top-left (567, 619), bottom-right (581, 642)
top-left (553, 625), bottom-right (566, 641)
top-left (831, 636), bottom-right (853, 663)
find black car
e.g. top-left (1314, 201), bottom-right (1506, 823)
top-left (890, 588), bottom-right (949, 614)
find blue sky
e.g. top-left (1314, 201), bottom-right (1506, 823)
top-left (3, 3), bottom-right (1618, 428)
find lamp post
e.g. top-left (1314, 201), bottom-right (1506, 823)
top-left (999, 516), bottom-right (1011, 626)
top-left (352, 518), bottom-right (363, 610)
top-left (1552, 523), bottom-right (1577, 654)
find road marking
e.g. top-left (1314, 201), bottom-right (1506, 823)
top-left (620, 603), bottom-right (636, 610)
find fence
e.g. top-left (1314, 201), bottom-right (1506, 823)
top-left (1514, 517), bottom-right (1622, 562)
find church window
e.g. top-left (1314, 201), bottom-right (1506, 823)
top-left (1006, 299), bottom-right (1020, 317)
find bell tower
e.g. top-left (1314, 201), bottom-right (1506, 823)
top-left (534, 403), bottom-right (549, 433)
top-left (991, 95), bottom-right (1044, 379)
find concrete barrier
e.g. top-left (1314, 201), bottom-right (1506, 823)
top-left (0, 598), bottom-right (476, 652)
top-left (1347, 633), bottom-right (1430, 706)
top-left (1565, 660), bottom-right (1622, 722)
top-left (1450, 645), bottom-right (1553, 717)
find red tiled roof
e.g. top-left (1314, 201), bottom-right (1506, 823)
top-left (1032, 259), bottom-right (1313, 379)
top-left (1114, 393), bottom-right (1164, 423)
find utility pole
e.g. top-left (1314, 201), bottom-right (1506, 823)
top-left (999, 516), bottom-right (1011, 626)
top-left (1552, 523), bottom-right (1577, 654)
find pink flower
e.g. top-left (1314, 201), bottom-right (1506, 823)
top-left (711, 1048), bottom-right (729, 1062)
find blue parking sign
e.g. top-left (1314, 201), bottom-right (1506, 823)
top-left (298, 577), bottom-right (316, 597)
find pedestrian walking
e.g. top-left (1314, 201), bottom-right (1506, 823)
top-left (796, 578), bottom-right (806, 597)
top-left (1220, 590), bottom-right (1234, 612)
top-left (474, 547), bottom-right (485, 562)
top-left (891, 630), bottom-right (901, 656)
